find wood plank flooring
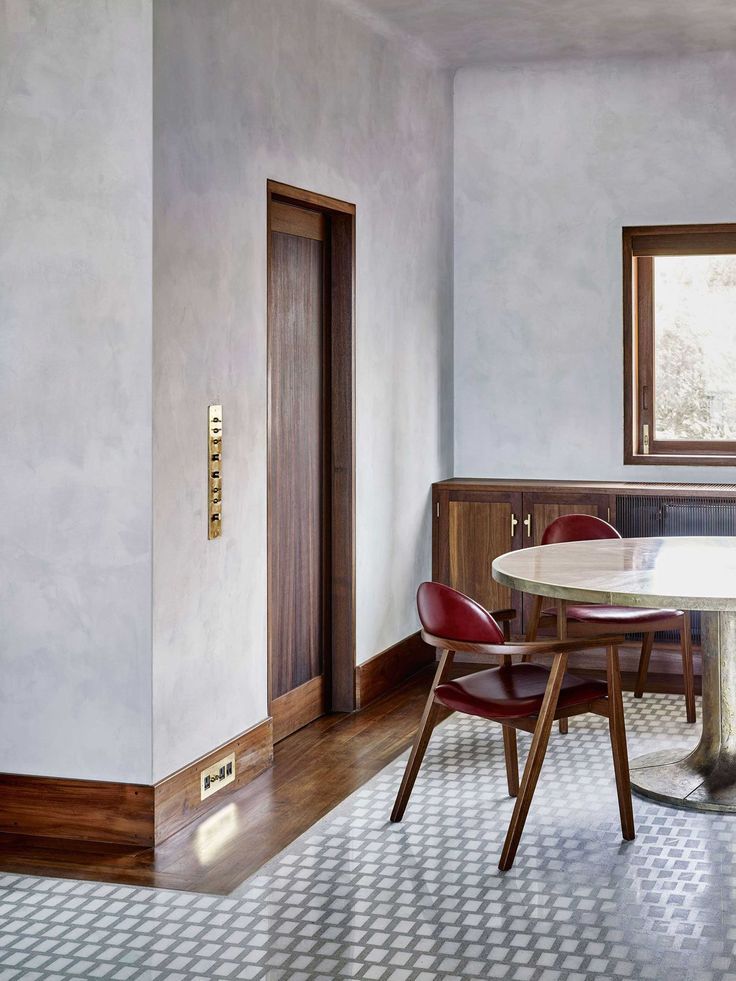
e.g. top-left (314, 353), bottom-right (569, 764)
top-left (0, 668), bottom-right (443, 895)
top-left (0, 649), bottom-right (700, 896)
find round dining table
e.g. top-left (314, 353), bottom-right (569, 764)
top-left (492, 536), bottom-right (736, 812)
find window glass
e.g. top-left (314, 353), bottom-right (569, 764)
top-left (653, 255), bottom-right (736, 441)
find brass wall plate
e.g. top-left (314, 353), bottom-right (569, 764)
top-left (208, 404), bottom-right (222, 539)
top-left (200, 752), bottom-right (235, 801)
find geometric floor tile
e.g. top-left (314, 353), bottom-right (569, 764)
top-left (3, 692), bottom-right (736, 979)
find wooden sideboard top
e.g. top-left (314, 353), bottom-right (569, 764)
top-left (434, 477), bottom-right (736, 496)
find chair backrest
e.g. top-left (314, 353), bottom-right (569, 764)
top-left (416, 582), bottom-right (504, 644)
top-left (541, 513), bottom-right (621, 545)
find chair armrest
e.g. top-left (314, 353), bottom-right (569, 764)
top-left (421, 630), bottom-right (625, 657)
top-left (421, 630), bottom-right (511, 655)
top-left (489, 608), bottom-right (516, 622)
top-left (500, 636), bottom-right (627, 657)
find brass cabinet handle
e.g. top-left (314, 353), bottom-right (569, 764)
top-left (510, 513), bottom-right (518, 539)
top-left (523, 513), bottom-right (532, 538)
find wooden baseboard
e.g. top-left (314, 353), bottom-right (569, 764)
top-left (529, 642), bottom-right (703, 695)
top-left (0, 774), bottom-right (155, 847)
top-left (0, 719), bottom-right (274, 848)
top-left (154, 718), bottom-right (273, 845)
top-left (356, 630), bottom-right (436, 708)
top-left (575, 668), bottom-right (703, 697)
top-left (563, 642), bottom-right (702, 678)
top-left (271, 676), bottom-right (325, 744)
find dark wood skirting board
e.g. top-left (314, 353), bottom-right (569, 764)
top-left (0, 632), bottom-right (434, 849)
top-left (154, 718), bottom-right (273, 845)
top-left (0, 774), bottom-right (155, 847)
top-left (355, 634), bottom-right (697, 706)
top-left (356, 630), bottom-right (437, 708)
top-left (271, 678), bottom-right (325, 744)
top-left (0, 719), bottom-right (274, 848)
top-left (0, 667), bottom-right (444, 892)
top-left (560, 642), bottom-right (702, 685)
top-left (582, 669), bottom-right (701, 697)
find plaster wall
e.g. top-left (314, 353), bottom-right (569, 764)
top-left (454, 54), bottom-right (736, 482)
top-left (0, 0), bottom-right (153, 781)
top-left (152, 0), bottom-right (453, 779)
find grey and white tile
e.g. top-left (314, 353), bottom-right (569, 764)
top-left (3, 693), bottom-right (736, 979)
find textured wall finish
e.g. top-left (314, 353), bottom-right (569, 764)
top-left (0, 0), bottom-right (153, 780)
top-left (454, 53), bottom-right (736, 483)
top-left (153, 0), bottom-right (453, 779)
top-left (340, 0), bottom-right (736, 68)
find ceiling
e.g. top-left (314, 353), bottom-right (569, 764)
top-left (344, 0), bottom-right (736, 68)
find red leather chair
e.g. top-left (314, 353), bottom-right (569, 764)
top-left (526, 514), bottom-right (695, 724)
top-left (391, 582), bottom-right (634, 871)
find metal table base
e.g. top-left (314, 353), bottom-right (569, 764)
top-left (631, 611), bottom-right (736, 812)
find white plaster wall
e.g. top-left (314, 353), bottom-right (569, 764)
top-left (454, 54), bottom-right (736, 482)
top-left (152, 0), bottom-right (453, 779)
top-left (0, 0), bottom-right (153, 781)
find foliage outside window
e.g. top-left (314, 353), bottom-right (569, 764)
top-left (623, 225), bottom-right (736, 465)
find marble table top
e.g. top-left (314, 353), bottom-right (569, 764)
top-left (492, 536), bottom-right (736, 611)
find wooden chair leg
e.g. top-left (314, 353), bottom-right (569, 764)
top-left (390, 650), bottom-right (454, 823)
top-left (556, 598), bottom-right (568, 734)
top-left (498, 652), bottom-right (568, 871)
top-left (633, 632), bottom-right (654, 698)
top-left (502, 725), bottom-right (519, 797)
top-left (525, 595), bottom-right (543, 642)
top-left (680, 611), bottom-right (696, 724)
top-left (606, 645), bottom-right (635, 841)
top-left (521, 595), bottom-right (544, 664)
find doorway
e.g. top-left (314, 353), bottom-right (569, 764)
top-left (267, 180), bottom-right (356, 742)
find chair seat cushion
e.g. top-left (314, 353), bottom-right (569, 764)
top-left (543, 604), bottom-right (683, 626)
top-left (434, 663), bottom-right (607, 721)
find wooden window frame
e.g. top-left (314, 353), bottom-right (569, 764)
top-left (623, 223), bottom-right (736, 466)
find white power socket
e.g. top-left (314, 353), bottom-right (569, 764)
top-left (200, 752), bottom-right (236, 801)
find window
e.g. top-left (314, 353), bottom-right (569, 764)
top-left (624, 224), bottom-right (736, 465)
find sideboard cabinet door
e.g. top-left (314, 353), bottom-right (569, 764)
top-left (434, 490), bottom-right (523, 618)
top-left (520, 491), bottom-right (615, 547)
top-left (518, 490), bottom-right (616, 630)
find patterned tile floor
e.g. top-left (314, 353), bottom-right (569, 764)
top-left (3, 692), bottom-right (736, 980)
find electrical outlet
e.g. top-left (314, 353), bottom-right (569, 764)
top-left (200, 752), bottom-right (236, 801)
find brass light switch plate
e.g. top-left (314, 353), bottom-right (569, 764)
top-left (208, 404), bottom-right (222, 539)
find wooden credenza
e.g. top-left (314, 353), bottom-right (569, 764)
top-left (433, 478), bottom-right (736, 639)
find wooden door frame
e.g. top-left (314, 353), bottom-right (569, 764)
top-left (266, 179), bottom-right (357, 716)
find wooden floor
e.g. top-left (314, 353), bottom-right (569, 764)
top-left (0, 648), bottom-right (701, 896)
top-left (0, 668), bottom-right (443, 895)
